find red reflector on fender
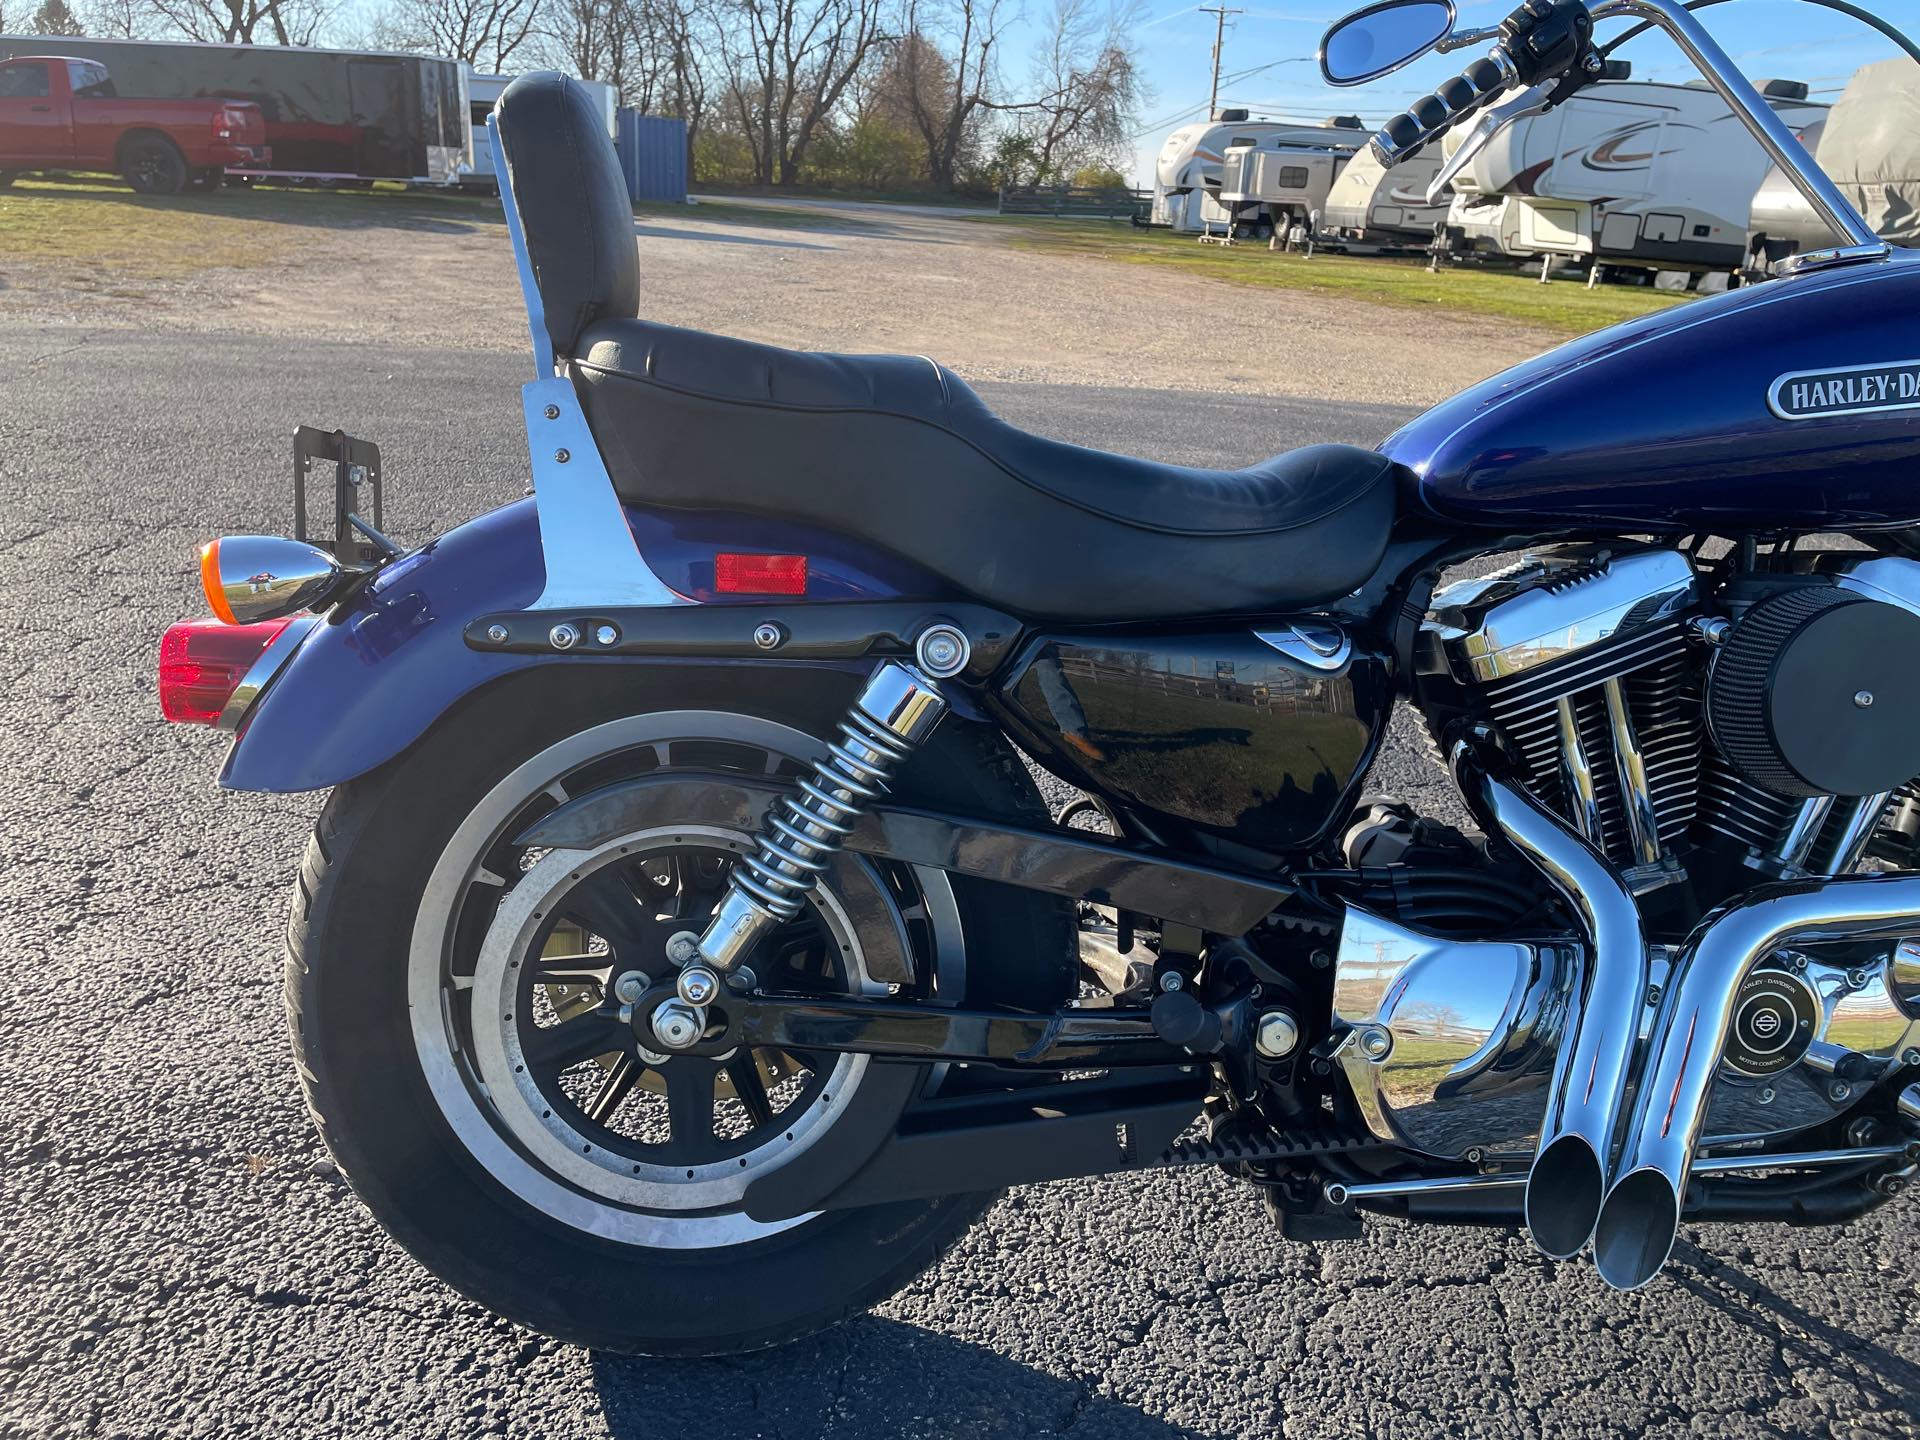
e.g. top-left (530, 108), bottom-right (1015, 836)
top-left (715, 553), bottom-right (807, 596)
top-left (158, 617), bottom-right (292, 725)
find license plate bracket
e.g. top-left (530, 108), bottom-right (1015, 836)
top-left (293, 426), bottom-right (387, 566)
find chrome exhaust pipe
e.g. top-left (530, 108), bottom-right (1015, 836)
top-left (1591, 872), bottom-right (1920, 1290)
top-left (1454, 742), bottom-right (1647, 1260)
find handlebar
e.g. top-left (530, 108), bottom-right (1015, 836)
top-left (1372, 55), bottom-right (1514, 167)
top-left (1370, 0), bottom-right (1593, 167)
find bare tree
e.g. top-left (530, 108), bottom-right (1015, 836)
top-left (1021, 0), bottom-right (1142, 181)
top-left (718, 0), bottom-right (888, 185)
top-left (143, 0), bottom-right (335, 43)
top-left (890, 0), bottom-right (1012, 190)
top-left (86, 0), bottom-right (158, 36)
top-left (31, 0), bottom-right (86, 29)
top-left (384, 0), bottom-right (541, 69)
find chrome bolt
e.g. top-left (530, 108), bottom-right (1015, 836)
top-left (543, 404), bottom-right (560, 420)
top-left (594, 624), bottom-right (619, 647)
top-left (1158, 971), bottom-right (1183, 993)
top-left (752, 622), bottom-right (785, 651)
top-left (485, 623), bottom-right (509, 644)
top-left (677, 965), bottom-right (721, 1007)
top-left (1855, 690), bottom-right (1875, 708)
top-left (1830, 1080), bottom-right (1854, 1104)
top-left (726, 965), bottom-right (758, 994)
top-left (555, 448), bottom-right (571, 464)
top-left (1646, 984), bottom-right (1663, 1007)
top-left (612, 971), bottom-right (649, 1004)
top-left (1846, 967), bottom-right (1871, 990)
top-left (666, 931), bottom-right (702, 966)
top-left (1464, 1147), bottom-right (1485, 1166)
top-left (548, 622), bottom-right (581, 651)
top-left (651, 1001), bottom-right (704, 1051)
top-left (636, 1042), bottom-right (671, 1066)
top-left (914, 623), bottom-right (970, 678)
top-left (1902, 1048), bottom-right (1920, 1068)
top-left (1359, 1026), bottom-right (1393, 1061)
top-left (1758, 1086), bottom-right (1777, 1106)
top-left (1253, 1011), bottom-right (1301, 1060)
top-left (1582, 51), bottom-right (1603, 72)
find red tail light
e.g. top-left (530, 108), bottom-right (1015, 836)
top-left (715, 553), bottom-right (807, 596)
top-left (158, 617), bottom-right (292, 725)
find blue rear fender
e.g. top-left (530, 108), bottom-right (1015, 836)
top-left (219, 498), bottom-right (953, 794)
top-left (220, 499), bottom-right (550, 793)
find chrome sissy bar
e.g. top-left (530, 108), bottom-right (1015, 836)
top-left (487, 114), bottom-right (687, 612)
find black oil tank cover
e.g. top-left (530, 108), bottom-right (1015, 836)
top-left (998, 627), bottom-right (1392, 852)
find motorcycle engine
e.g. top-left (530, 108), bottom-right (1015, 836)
top-left (1329, 543), bottom-right (1920, 1161)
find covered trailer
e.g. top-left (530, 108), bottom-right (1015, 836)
top-left (459, 68), bottom-right (615, 191)
top-left (1441, 77), bottom-right (1826, 274)
top-left (1319, 145), bottom-right (1451, 249)
top-left (1149, 111), bottom-right (1364, 233)
top-left (1746, 59), bottom-right (1920, 277)
top-left (0, 35), bottom-right (468, 184)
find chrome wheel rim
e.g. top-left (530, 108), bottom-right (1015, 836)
top-left (408, 711), bottom-right (962, 1250)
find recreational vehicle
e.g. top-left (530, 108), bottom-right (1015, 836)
top-left (1319, 145), bottom-right (1451, 248)
top-left (459, 69), bottom-right (616, 191)
top-left (0, 35), bottom-right (469, 184)
top-left (1746, 59), bottom-right (1919, 277)
top-left (1214, 134), bottom-right (1356, 240)
top-left (1441, 77), bottom-right (1826, 274)
top-left (1149, 111), bottom-right (1363, 233)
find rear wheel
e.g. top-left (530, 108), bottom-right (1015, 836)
top-left (122, 136), bottom-right (187, 196)
top-left (285, 668), bottom-right (1073, 1354)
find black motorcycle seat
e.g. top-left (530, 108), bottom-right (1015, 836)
top-left (572, 319), bottom-right (1399, 622)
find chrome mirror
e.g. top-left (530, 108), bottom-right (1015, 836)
top-left (1320, 0), bottom-right (1456, 85)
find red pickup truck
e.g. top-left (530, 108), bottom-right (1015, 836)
top-left (0, 55), bottom-right (268, 195)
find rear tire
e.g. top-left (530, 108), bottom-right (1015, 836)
top-left (122, 136), bottom-right (187, 196)
top-left (285, 667), bottom-right (1074, 1354)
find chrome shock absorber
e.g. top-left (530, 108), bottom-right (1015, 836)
top-left (653, 638), bottom-right (968, 1049)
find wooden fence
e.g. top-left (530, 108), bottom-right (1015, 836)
top-left (997, 185), bottom-right (1152, 220)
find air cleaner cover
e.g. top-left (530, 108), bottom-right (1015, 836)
top-left (1707, 584), bottom-right (1920, 797)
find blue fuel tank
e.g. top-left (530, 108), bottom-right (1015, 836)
top-left (1382, 250), bottom-right (1920, 534)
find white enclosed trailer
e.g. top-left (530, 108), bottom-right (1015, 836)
top-left (1215, 136), bottom-right (1355, 240)
top-left (1746, 59), bottom-right (1920, 276)
top-left (1150, 112), bottom-right (1364, 233)
top-left (1320, 145), bottom-right (1452, 248)
top-left (1441, 78), bottom-right (1826, 273)
top-left (459, 68), bottom-right (616, 190)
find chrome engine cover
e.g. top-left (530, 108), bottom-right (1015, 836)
top-left (1422, 546), bottom-right (1703, 888)
top-left (1332, 907), bottom-right (1578, 1159)
top-left (1332, 909), bottom-right (1920, 1159)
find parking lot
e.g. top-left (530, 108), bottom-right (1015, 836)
top-left (3, 195), bottom-right (1919, 1439)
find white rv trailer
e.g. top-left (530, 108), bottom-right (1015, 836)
top-left (1215, 137), bottom-right (1353, 240)
top-left (1746, 59), bottom-right (1920, 276)
top-left (1150, 112), bottom-right (1365, 233)
top-left (459, 68), bottom-right (616, 190)
top-left (1441, 78), bottom-right (1827, 273)
top-left (1319, 146), bottom-right (1451, 248)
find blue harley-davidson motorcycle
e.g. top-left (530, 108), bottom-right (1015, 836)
top-left (156, 0), bottom-right (1920, 1354)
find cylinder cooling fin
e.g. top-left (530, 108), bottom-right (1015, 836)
top-left (1706, 583), bottom-right (1920, 798)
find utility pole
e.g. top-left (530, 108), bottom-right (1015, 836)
top-left (1200, 5), bottom-right (1243, 118)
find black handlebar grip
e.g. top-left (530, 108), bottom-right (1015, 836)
top-left (1370, 54), bottom-right (1513, 167)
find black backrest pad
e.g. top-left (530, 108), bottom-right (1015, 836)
top-left (494, 73), bottom-right (638, 358)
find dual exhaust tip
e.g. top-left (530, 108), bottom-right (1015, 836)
top-left (1461, 745), bottom-right (1920, 1291)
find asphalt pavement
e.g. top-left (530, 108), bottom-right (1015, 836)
top-left (3, 326), bottom-right (1917, 1439)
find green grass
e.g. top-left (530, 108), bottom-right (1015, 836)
top-left (0, 173), bottom-right (502, 286)
top-left (1005, 217), bottom-right (1692, 336)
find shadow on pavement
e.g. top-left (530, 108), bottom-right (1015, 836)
top-left (632, 221), bottom-right (840, 252)
top-left (589, 1316), bottom-right (1222, 1440)
top-left (1671, 1240), bottom-right (1920, 1413)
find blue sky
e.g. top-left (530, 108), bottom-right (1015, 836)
top-left (1117, 0), bottom-right (1920, 182)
